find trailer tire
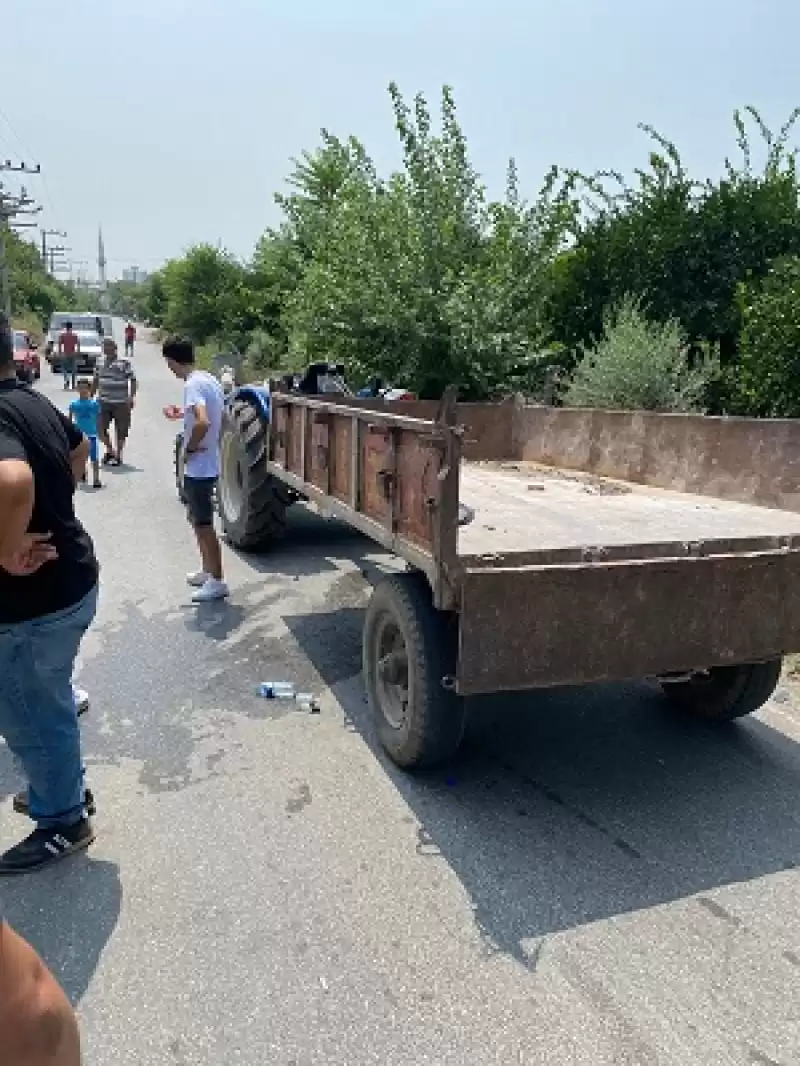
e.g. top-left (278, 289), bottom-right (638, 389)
top-left (218, 397), bottom-right (289, 550)
top-left (363, 572), bottom-right (465, 770)
top-left (661, 659), bottom-right (782, 722)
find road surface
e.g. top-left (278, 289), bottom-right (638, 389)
top-left (1, 323), bottom-right (799, 1065)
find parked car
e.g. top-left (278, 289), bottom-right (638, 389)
top-left (95, 314), bottom-right (113, 338)
top-left (45, 312), bottom-right (103, 371)
top-left (12, 330), bottom-right (41, 383)
top-left (70, 330), bottom-right (103, 372)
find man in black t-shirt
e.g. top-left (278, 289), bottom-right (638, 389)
top-left (0, 314), bottom-right (99, 874)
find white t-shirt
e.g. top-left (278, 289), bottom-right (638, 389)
top-left (183, 370), bottom-right (224, 479)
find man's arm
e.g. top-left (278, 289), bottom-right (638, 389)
top-left (184, 402), bottom-right (209, 453)
top-left (129, 368), bottom-right (138, 406)
top-left (0, 921), bottom-right (81, 1066)
top-left (0, 458), bottom-right (34, 559)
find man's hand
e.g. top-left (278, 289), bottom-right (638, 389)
top-left (0, 533), bottom-right (58, 576)
top-left (128, 397), bottom-right (135, 410)
top-left (163, 404), bottom-right (183, 421)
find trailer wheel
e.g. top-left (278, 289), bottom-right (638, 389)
top-left (661, 659), bottom-right (782, 722)
top-left (218, 397), bottom-right (289, 550)
top-left (363, 572), bottom-right (465, 770)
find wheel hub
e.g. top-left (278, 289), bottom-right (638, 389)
top-left (375, 617), bottom-right (410, 731)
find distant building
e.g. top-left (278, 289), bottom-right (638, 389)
top-left (122, 266), bottom-right (149, 285)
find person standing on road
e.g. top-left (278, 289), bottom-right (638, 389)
top-left (69, 378), bottom-right (102, 488)
top-left (0, 313), bottom-right (98, 874)
top-left (162, 336), bottom-right (229, 603)
top-left (58, 320), bottom-right (80, 390)
top-left (124, 321), bottom-right (136, 357)
top-left (94, 336), bottom-right (137, 466)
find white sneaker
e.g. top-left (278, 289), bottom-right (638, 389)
top-left (191, 578), bottom-right (229, 603)
top-left (186, 570), bottom-right (210, 587)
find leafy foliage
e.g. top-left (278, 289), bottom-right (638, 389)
top-left (283, 86), bottom-right (575, 397)
top-left (6, 229), bottom-right (82, 333)
top-left (136, 91), bottom-right (800, 414)
top-left (548, 109), bottom-right (800, 369)
top-left (565, 296), bottom-right (716, 412)
top-left (733, 257), bottom-right (800, 417)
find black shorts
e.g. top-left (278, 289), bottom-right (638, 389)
top-left (184, 476), bottom-right (217, 528)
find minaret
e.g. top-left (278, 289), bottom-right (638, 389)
top-left (98, 226), bottom-right (108, 309)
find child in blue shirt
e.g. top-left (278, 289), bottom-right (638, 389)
top-left (69, 379), bottom-right (102, 488)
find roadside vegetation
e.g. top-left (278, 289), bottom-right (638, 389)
top-left (107, 88), bottom-right (800, 413)
top-left (6, 227), bottom-right (94, 341)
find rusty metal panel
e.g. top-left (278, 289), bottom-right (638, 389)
top-left (264, 392), bottom-right (463, 600)
top-left (394, 429), bottom-right (442, 549)
top-left (457, 550), bottom-right (800, 695)
top-left (329, 413), bottom-right (353, 503)
top-left (361, 424), bottom-right (391, 526)
top-left (308, 410), bottom-right (330, 493)
top-left (287, 404), bottom-right (305, 478)
top-left (271, 402), bottom-right (289, 468)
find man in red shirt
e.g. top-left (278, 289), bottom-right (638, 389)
top-left (124, 321), bottom-right (136, 357)
top-left (58, 321), bottom-right (80, 390)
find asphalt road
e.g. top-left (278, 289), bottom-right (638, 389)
top-left (1, 323), bottom-right (799, 1065)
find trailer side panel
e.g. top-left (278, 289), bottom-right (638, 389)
top-left (457, 549), bottom-right (800, 695)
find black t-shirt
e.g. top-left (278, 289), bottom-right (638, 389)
top-left (0, 379), bottom-right (98, 623)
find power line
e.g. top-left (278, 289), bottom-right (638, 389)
top-left (0, 160), bottom-right (42, 317)
top-left (41, 228), bottom-right (67, 273)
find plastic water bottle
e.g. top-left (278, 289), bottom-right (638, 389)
top-left (257, 681), bottom-right (295, 699)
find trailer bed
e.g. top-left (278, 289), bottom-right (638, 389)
top-left (458, 461), bottom-right (800, 562)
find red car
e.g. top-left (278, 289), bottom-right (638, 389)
top-left (12, 330), bottom-right (41, 383)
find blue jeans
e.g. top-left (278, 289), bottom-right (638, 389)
top-left (62, 358), bottom-right (77, 387)
top-left (0, 585), bottom-right (97, 827)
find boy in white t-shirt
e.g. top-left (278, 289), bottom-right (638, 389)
top-left (162, 337), bottom-right (228, 602)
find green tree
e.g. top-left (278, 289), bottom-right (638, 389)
top-left (158, 245), bottom-right (247, 345)
top-left (546, 108), bottom-right (800, 373)
top-left (284, 85), bottom-right (574, 397)
top-left (5, 230), bottom-right (77, 328)
top-left (565, 295), bottom-right (716, 412)
top-left (733, 256), bottom-right (800, 417)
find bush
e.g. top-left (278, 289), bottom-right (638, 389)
top-left (733, 257), bottom-right (800, 417)
top-left (565, 295), bottom-right (716, 412)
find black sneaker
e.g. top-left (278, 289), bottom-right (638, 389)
top-left (102, 452), bottom-right (114, 465)
top-left (0, 819), bottom-right (94, 874)
top-left (13, 786), bottom-right (96, 818)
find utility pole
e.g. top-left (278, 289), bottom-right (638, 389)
top-left (41, 228), bottom-right (67, 273)
top-left (0, 160), bottom-right (42, 317)
top-left (49, 245), bottom-right (69, 276)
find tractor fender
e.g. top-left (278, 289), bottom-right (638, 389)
top-left (227, 385), bottom-right (271, 423)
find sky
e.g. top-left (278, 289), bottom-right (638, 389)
top-left (3, 0), bottom-right (798, 280)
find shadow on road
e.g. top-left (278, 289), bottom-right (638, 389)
top-left (2, 857), bottom-right (122, 1004)
top-left (283, 591), bottom-right (800, 967)
top-left (226, 503), bottom-right (384, 580)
